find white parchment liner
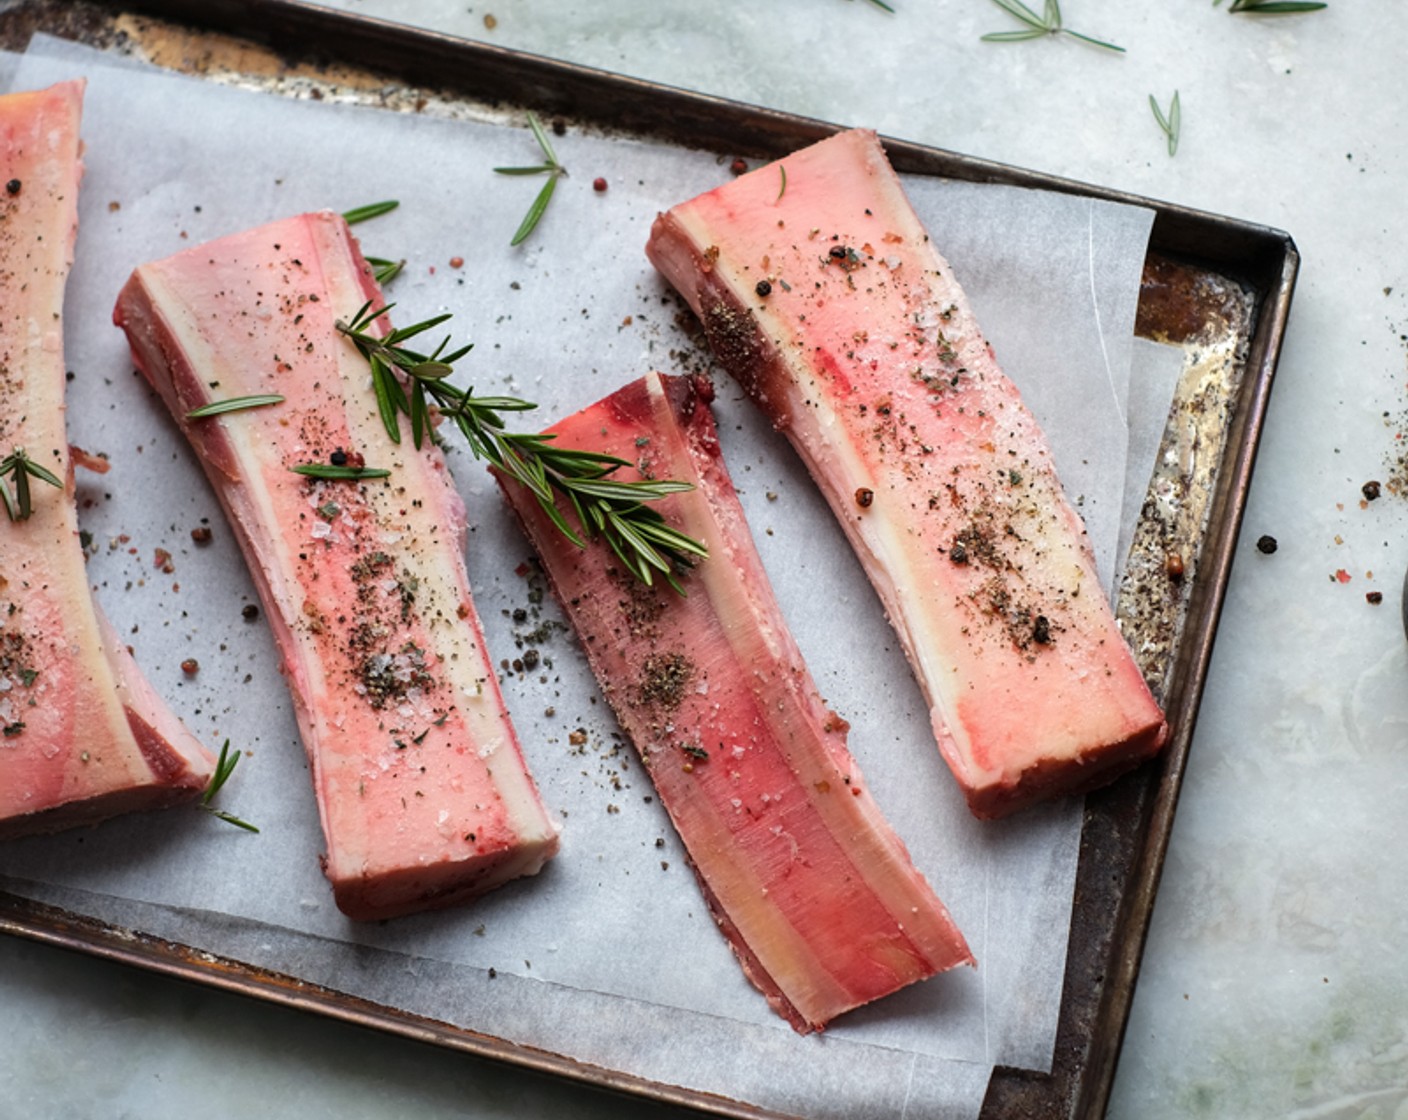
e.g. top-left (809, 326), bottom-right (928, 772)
top-left (0, 37), bottom-right (1175, 1120)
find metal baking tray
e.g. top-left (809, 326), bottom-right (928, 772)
top-left (0, 2), bottom-right (1297, 1116)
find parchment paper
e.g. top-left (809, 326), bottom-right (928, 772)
top-left (0, 38), bottom-right (1169, 1120)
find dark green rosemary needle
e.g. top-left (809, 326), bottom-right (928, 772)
top-left (186, 394), bottom-right (286, 420)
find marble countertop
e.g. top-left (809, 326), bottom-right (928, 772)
top-left (4, 2), bottom-right (1407, 1118)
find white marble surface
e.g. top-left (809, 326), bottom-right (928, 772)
top-left (3, 1), bottom-right (1408, 1117)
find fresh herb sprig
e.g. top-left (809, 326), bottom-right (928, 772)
top-left (201, 740), bottom-right (259, 833)
top-left (335, 301), bottom-right (708, 590)
top-left (1217, 0), bottom-right (1326, 11)
top-left (494, 112), bottom-right (567, 246)
top-left (982, 0), bottom-right (1125, 51)
top-left (1150, 91), bottom-right (1181, 156)
top-left (0, 447), bottom-right (62, 522)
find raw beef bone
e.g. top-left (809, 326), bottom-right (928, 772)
top-left (646, 128), bottom-right (1168, 819)
top-left (114, 211), bottom-right (559, 918)
top-left (499, 371), bottom-right (972, 1033)
top-left (1, 80), bottom-right (216, 840)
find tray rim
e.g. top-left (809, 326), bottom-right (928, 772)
top-left (1, 3), bottom-right (1301, 1117)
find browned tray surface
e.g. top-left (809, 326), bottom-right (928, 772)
top-left (0, 3), bottom-right (1298, 1117)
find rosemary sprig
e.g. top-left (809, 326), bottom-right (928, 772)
top-left (494, 112), bottom-right (567, 246)
top-left (1218, 0), bottom-right (1326, 10)
top-left (1150, 91), bottom-right (1181, 156)
top-left (342, 200), bottom-right (400, 225)
top-left (0, 447), bottom-right (63, 522)
top-left (335, 301), bottom-right (708, 590)
top-left (186, 394), bottom-right (286, 420)
top-left (201, 740), bottom-right (259, 833)
top-left (982, 0), bottom-right (1125, 51)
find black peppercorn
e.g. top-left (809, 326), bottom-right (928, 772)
top-left (330, 448), bottom-right (348, 467)
top-left (829, 245), bottom-right (848, 260)
top-left (1255, 534), bottom-right (1278, 555)
top-left (1033, 615), bottom-right (1052, 645)
top-left (5, 179), bottom-right (20, 196)
top-left (755, 280), bottom-right (772, 297)
top-left (950, 541), bottom-right (969, 565)
top-left (1363, 480), bottom-right (1382, 501)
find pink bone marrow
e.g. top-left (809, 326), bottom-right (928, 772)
top-left (498, 371), bottom-right (972, 1033)
top-left (0, 80), bottom-right (216, 841)
top-left (112, 211), bottom-right (558, 918)
top-left (646, 128), bottom-right (1168, 819)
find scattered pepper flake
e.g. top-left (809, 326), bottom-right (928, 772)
top-left (1367, 591), bottom-right (1384, 605)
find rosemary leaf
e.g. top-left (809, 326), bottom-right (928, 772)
top-left (777, 165), bottom-right (788, 202)
top-left (510, 175), bottom-right (560, 247)
top-left (342, 200), bottom-right (400, 225)
top-left (981, 28), bottom-right (1047, 40)
top-left (290, 463), bottom-right (392, 480)
top-left (186, 394), bottom-right (286, 420)
top-left (1228, 0), bottom-right (1326, 10)
top-left (1061, 28), bottom-right (1126, 50)
top-left (989, 0), bottom-right (1046, 29)
top-left (525, 111), bottom-right (560, 168)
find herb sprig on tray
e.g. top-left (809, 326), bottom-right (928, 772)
top-left (982, 0), bottom-right (1125, 51)
top-left (0, 447), bottom-right (62, 522)
top-left (494, 112), bottom-right (568, 246)
top-left (201, 740), bottom-right (259, 833)
top-left (336, 302), bottom-right (708, 590)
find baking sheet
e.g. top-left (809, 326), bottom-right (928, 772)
top-left (0, 4), bottom-right (1289, 1115)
